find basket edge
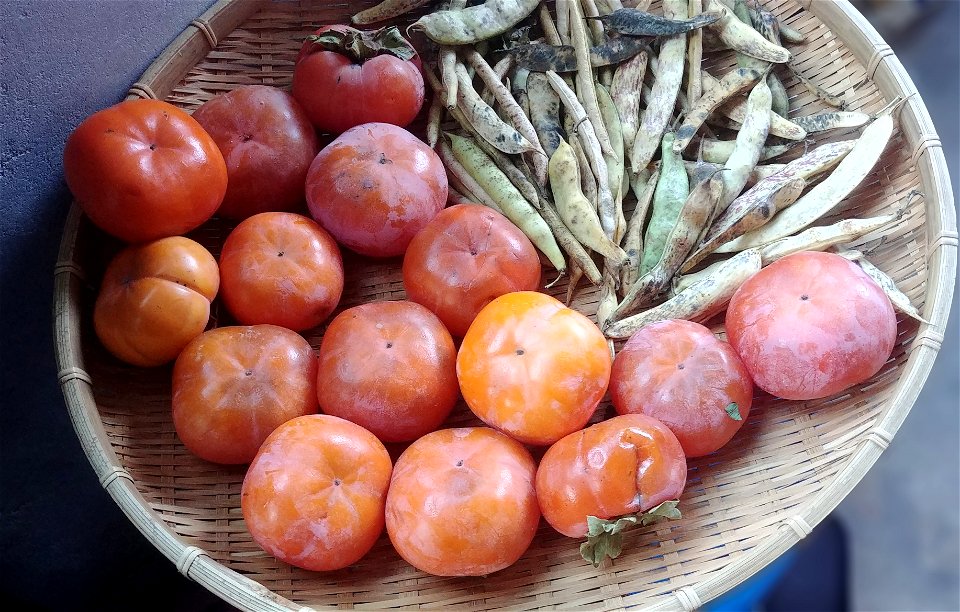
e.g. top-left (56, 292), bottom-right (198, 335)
top-left (644, 1), bottom-right (958, 609)
top-left (52, 0), bottom-right (311, 610)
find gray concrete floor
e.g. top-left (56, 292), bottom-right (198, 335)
top-left (836, 2), bottom-right (960, 610)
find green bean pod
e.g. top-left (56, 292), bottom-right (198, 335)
top-left (549, 141), bottom-right (626, 264)
top-left (639, 132), bottom-right (690, 276)
top-left (790, 111), bottom-right (870, 133)
top-left (705, 0), bottom-right (790, 63)
top-left (596, 83), bottom-right (626, 239)
top-left (732, 0), bottom-right (789, 116)
top-left (605, 249), bottom-right (761, 338)
top-left (527, 72), bottom-right (565, 159)
top-left (454, 63), bottom-right (537, 155)
top-left (353, 0), bottom-right (432, 25)
top-left (506, 35), bottom-right (650, 73)
top-left (697, 138), bottom-right (797, 164)
top-left (611, 49), bottom-right (647, 157)
top-left (616, 171), bottom-right (723, 316)
top-left (779, 21), bottom-right (806, 44)
top-left (630, 0), bottom-right (688, 174)
top-left (592, 8), bottom-right (720, 36)
top-left (673, 66), bottom-right (763, 153)
top-left (719, 78), bottom-right (772, 211)
top-left (621, 165), bottom-right (659, 291)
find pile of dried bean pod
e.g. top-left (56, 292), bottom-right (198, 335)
top-left (355, 0), bottom-right (923, 338)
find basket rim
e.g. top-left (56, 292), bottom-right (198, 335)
top-left (52, 0), bottom-right (957, 610)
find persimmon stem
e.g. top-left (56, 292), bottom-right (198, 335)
top-left (307, 26), bottom-right (417, 63)
top-left (579, 501), bottom-right (682, 566)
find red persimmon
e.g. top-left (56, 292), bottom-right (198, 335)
top-left (316, 301), bottom-right (458, 443)
top-left (402, 204), bottom-right (542, 337)
top-left (191, 85), bottom-right (319, 220)
top-left (64, 99), bottom-right (226, 242)
top-left (293, 25), bottom-right (424, 133)
top-left (610, 319), bottom-right (753, 457)
top-left (172, 325), bottom-right (318, 465)
top-left (218, 212), bottom-right (343, 332)
top-left (242, 414), bottom-right (391, 571)
top-left (725, 251), bottom-right (897, 400)
top-left (535, 413), bottom-right (687, 538)
top-left (305, 122), bottom-right (447, 258)
top-left (385, 427), bottom-right (540, 576)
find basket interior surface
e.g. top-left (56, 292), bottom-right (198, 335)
top-left (62, 0), bottom-right (948, 608)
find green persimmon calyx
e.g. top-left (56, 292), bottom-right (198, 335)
top-left (307, 26), bottom-right (417, 63)
top-left (579, 501), bottom-right (682, 567)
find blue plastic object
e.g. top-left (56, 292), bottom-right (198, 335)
top-left (703, 548), bottom-right (798, 612)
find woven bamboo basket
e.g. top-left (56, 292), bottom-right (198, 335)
top-left (54, 0), bottom-right (956, 609)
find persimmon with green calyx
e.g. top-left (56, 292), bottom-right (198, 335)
top-left (580, 501), bottom-right (682, 567)
top-left (610, 319), bottom-right (753, 457)
top-left (535, 413), bottom-right (687, 564)
top-left (293, 25), bottom-right (424, 134)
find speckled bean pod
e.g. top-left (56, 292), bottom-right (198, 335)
top-left (605, 249), bottom-right (761, 337)
top-left (409, 0), bottom-right (541, 45)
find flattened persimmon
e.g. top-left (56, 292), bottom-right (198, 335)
top-left (94, 236), bottom-right (218, 367)
top-left (535, 413), bottom-right (687, 539)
